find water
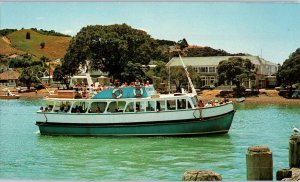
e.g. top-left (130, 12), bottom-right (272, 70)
top-left (0, 99), bottom-right (299, 181)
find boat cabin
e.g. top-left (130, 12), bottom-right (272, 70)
top-left (41, 95), bottom-right (198, 114)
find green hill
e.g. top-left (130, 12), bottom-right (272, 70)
top-left (2, 29), bottom-right (71, 60)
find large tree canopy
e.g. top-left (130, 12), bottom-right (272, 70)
top-left (217, 57), bottom-right (255, 97)
top-left (277, 48), bottom-right (300, 87)
top-left (19, 65), bottom-right (45, 89)
top-left (63, 23), bottom-right (161, 82)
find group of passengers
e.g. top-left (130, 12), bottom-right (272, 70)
top-left (73, 79), bottom-right (151, 99)
top-left (198, 98), bottom-right (230, 108)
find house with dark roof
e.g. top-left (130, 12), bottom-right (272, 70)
top-left (0, 70), bottom-right (20, 87)
top-left (167, 56), bottom-right (279, 89)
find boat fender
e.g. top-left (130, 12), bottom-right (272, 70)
top-left (112, 89), bottom-right (123, 99)
top-left (133, 86), bottom-right (143, 97)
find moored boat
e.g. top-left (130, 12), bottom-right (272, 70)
top-left (0, 88), bottom-right (20, 99)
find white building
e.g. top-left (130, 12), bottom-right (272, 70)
top-left (167, 56), bottom-right (279, 88)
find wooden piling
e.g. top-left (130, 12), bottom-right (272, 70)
top-left (246, 146), bottom-right (273, 180)
top-left (289, 134), bottom-right (300, 168)
top-left (182, 170), bottom-right (222, 181)
top-left (276, 168), bottom-right (292, 180)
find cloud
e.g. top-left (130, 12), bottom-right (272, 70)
top-left (36, 17), bottom-right (45, 21)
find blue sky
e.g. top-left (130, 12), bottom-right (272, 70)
top-left (1, 2), bottom-right (300, 64)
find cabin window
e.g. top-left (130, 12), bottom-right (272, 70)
top-left (167, 100), bottom-right (176, 110)
top-left (107, 101), bottom-right (119, 113)
top-left (71, 101), bottom-right (89, 113)
top-left (89, 102), bottom-right (107, 113)
top-left (117, 101), bottom-right (126, 112)
top-left (125, 102), bottom-right (135, 113)
top-left (136, 101), bottom-right (146, 112)
top-left (177, 99), bottom-right (187, 110)
top-left (53, 101), bottom-right (71, 112)
top-left (146, 101), bottom-right (155, 112)
top-left (187, 101), bottom-right (193, 109)
top-left (157, 100), bottom-right (166, 111)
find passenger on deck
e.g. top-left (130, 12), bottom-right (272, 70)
top-left (96, 107), bottom-right (101, 113)
top-left (205, 101), bottom-right (212, 107)
top-left (214, 100), bottom-right (220, 106)
top-left (198, 100), bottom-right (205, 108)
top-left (145, 80), bottom-right (150, 86)
top-left (135, 79), bottom-right (141, 86)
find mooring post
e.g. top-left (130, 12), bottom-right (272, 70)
top-left (289, 134), bottom-right (300, 168)
top-left (182, 170), bottom-right (222, 181)
top-left (276, 168), bottom-right (292, 180)
top-left (246, 146), bottom-right (273, 180)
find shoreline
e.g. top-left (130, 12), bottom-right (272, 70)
top-left (1, 88), bottom-right (300, 106)
top-left (199, 89), bottom-right (300, 106)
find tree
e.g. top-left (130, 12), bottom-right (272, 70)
top-left (26, 32), bottom-right (30, 39)
top-left (277, 48), bottom-right (300, 87)
top-left (63, 24), bottom-right (160, 82)
top-left (53, 64), bottom-right (70, 89)
top-left (177, 38), bottom-right (189, 50)
top-left (40, 42), bottom-right (45, 49)
top-left (19, 65), bottom-right (45, 89)
top-left (168, 66), bottom-right (201, 92)
top-left (217, 57), bottom-right (256, 97)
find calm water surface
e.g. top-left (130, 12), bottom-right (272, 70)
top-left (0, 99), bottom-right (299, 180)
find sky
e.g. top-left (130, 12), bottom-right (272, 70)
top-left (0, 2), bottom-right (300, 64)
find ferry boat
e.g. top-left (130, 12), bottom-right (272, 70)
top-left (36, 57), bottom-right (235, 136)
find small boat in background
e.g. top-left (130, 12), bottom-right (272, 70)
top-left (236, 97), bottom-right (245, 103)
top-left (0, 88), bottom-right (20, 99)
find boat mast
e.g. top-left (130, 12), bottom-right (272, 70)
top-left (178, 54), bottom-right (197, 95)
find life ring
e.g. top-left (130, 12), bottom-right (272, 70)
top-left (133, 86), bottom-right (143, 97)
top-left (112, 89), bottom-right (123, 99)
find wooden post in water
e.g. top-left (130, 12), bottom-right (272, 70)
top-left (182, 170), bottom-right (222, 181)
top-left (289, 134), bottom-right (300, 168)
top-left (276, 168), bottom-right (292, 180)
top-left (246, 146), bottom-right (273, 180)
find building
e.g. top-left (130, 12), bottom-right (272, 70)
top-left (0, 70), bottom-right (20, 87)
top-left (166, 56), bottom-right (279, 89)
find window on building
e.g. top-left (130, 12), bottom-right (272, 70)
top-left (209, 67), bottom-right (216, 73)
top-left (210, 76), bottom-right (215, 84)
top-left (200, 67), bottom-right (208, 73)
top-left (201, 76), bottom-right (208, 86)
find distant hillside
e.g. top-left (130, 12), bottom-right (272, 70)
top-left (2, 29), bottom-right (71, 60)
top-left (0, 36), bottom-right (25, 55)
